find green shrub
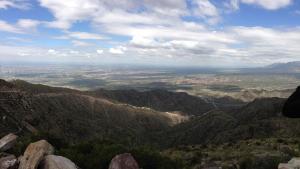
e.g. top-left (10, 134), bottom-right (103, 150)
top-left (58, 139), bottom-right (183, 169)
top-left (239, 155), bottom-right (283, 169)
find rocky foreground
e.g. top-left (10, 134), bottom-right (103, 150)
top-left (0, 133), bottom-right (139, 169)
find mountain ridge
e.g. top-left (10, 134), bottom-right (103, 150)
top-left (1, 79), bottom-right (300, 149)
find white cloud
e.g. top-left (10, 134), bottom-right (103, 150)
top-left (67, 31), bottom-right (106, 40)
top-left (69, 50), bottom-right (79, 54)
top-left (48, 49), bottom-right (57, 54)
top-left (109, 46), bottom-right (127, 54)
top-left (94, 11), bottom-right (172, 26)
top-left (71, 40), bottom-right (93, 47)
top-left (96, 49), bottom-right (103, 54)
top-left (2, 24), bottom-right (300, 66)
top-left (165, 40), bottom-right (200, 49)
top-left (1, 0), bottom-right (299, 67)
top-left (104, 23), bottom-right (236, 44)
top-left (130, 36), bottom-right (158, 48)
top-left (39, 0), bottom-right (220, 30)
top-left (17, 19), bottom-right (40, 29)
top-left (0, 19), bottom-right (40, 34)
top-left (192, 0), bottom-right (221, 24)
top-left (227, 0), bottom-right (293, 11)
top-left (228, 26), bottom-right (300, 63)
top-left (37, 0), bottom-right (294, 34)
top-left (0, 45), bottom-right (105, 63)
top-left (6, 36), bottom-right (32, 43)
top-left (193, 0), bottom-right (219, 17)
top-left (121, 26), bottom-right (300, 66)
top-left (241, 0), bottom-right (292, 10)
top-left (45, 20), bottom-right (72, 30)
top-left (0, 0), bottom-right (14, 9)
top-left (39, 0), bottom-right (103, 29)
top-left (224, 0), bottom-right (240, 11)
top-left (143, 0), bottom-right (188, 16)
top-left (0, 20), bottom-right (23, 33)
top-left (0, 0), bottom-right (30, 10)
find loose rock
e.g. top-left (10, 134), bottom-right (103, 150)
top-left (0, 134), bottom-right (18, 152)
top-left (0, 155), bottom-right (18, 169)
top-left (38, 155), bottom-right (77, 169)
top-left (108, 153), bottom-right (139, 169)
top-left (18, 140), bottom-right (54, 169)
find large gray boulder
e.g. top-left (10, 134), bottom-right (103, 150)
top-left (0, 134), bottom-right (18, 152)
top-left (38, 155), bottom-right (77, 169)
top-left (0, 155), bottom-right (18, 169)
top-left (108, 153), bottom-right (139, 169)
top-left (279, 157), bottom-right (300, 169)
top-left (18, 140), bottom-right (54, 169)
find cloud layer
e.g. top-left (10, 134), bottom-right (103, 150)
top-left (0, 0), bottom-right (298, 67)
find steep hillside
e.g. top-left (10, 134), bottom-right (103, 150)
top-left (232, 88), bottom-right (293, 102)
top-left (2, 79), bottom-right (300, 149)
top-left (231, 97), bottom-right (284, 122)
top-left (12, 79), bottom-right (245, 116)
top-left (89, 89), bottom-right (244, 116)
top-left (162, 110), bottom-right (238, 146)
top-left (11, 80), bottom-right (79, 94)
top-left (161, 97), bottom-right (300, 146)
top-left (0, 79), bottom-right (186, 144)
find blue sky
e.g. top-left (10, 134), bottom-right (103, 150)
top-left (0, 0), bottom-right (300, 67)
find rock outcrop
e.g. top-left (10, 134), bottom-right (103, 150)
top-left (0, 134), bottom-right (18, 152)
top-left (278, 157), bottom-right (300, 169)
top-left (0, 130), bottom-right (142, 169)
top-left (108, 153), bottom-right (139, 169)
top-left (283, 87), bottom-right (300, 118)
top-left (39, 155), bottom-right (78, 169)
top-left (18, 140), bottom-right (54, 169)
top-left (0, 155), bottom-right (18, 169)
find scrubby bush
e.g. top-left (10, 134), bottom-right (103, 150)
top-left (10, 133), bottom-right (183, 169)
top-left (58, 140), bottom-right (126, 169)
top-left (58, 139), bottom-right (183, 169)
top-left (239, 155), bottom-right (284, 169)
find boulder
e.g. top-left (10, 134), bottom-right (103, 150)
top-left (108, 153), bottom-right (139, 169)
top-left (38, 155), bottom-right (77, 169)
top-left (0, 155), bottom-right (18, 169)
top-left (283, 86), bottom-right (300, 118)
top-left (0, 134), bottom-right (18, 152)
top-left (0, 153), bottom-right (12, 159)
top-left (278, 157), bottom-right (300, 169)
top-left (18, 140), bottom-right (54, 169)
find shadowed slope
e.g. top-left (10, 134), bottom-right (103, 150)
top-left (0, 79), bottom-right (186, 144)
top-left (283, 87), bottom-right (300, 118)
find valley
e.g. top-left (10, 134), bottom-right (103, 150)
top-left (1, 62), bottom-right (300, 169)
top-left (1, 63), bottom-right (298, 102)
top-left (1, 1), bottom-right (300, 168)
top-left (1, 76), bottom-right (300, 169)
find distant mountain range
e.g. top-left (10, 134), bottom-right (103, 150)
top-left (242, 61), bottom-right (300, 73)
top-left (266, 61), bottom-right (300, 73)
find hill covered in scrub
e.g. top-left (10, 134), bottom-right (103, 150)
top-left (1, 79), bottom-right (300, 146)
top-left (10, 80), bottom-right (245, 116)
top-left (0, 79), bottom-right (188, 145)
top-left (1, 79), bottom-right (300, 169)
top-left (88, 89), bottom-right (245, 116)
top-left (161, 97), bottom-right (300, 146)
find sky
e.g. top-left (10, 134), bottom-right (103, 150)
top-left (0, 0), bottom-right (300, 67)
